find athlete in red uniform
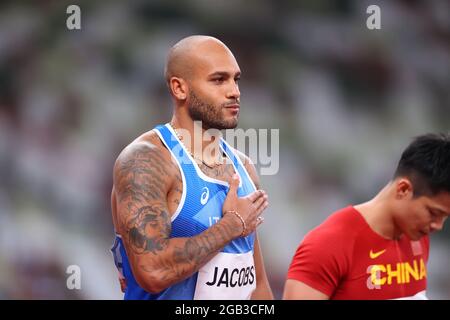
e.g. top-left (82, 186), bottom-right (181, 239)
top-left (284, 133), bottom-right (450, 300)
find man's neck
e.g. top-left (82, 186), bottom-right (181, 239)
top-left (354, 184), bottom-right (402, 240)
top-left (170, 116), bottom-right (223, 167)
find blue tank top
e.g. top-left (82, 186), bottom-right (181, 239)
top-left (111, 123), bottom-right (257, 299)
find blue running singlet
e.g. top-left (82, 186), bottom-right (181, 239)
top-left (111, 123), bottom-right (257, 299)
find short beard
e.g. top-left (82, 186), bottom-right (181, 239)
top-left (188, 90), bottom-right (238, 130)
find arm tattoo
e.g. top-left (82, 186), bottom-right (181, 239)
top-left (126, 204), bottom-right (171, 255)
top-left (175, 212), bottom-right (241, 265)
top-left (136, 216), bottom-right (239, 285)
top-left (114, 142), bottom-right (240, 288)
top-left (116, 145), bottom-right (168, 204)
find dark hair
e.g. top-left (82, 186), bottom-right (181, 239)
top-left (394, 133), bottom-right (450, 196)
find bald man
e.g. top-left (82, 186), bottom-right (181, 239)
top-left (110, 36), bottom-right (273, 300)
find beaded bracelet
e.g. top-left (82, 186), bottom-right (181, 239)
top-left (224, 210), bottom-right (246, 237)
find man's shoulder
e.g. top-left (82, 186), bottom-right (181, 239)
top-left (117, 130), bottom-right (165, 159)
top-left (306, 206), bottom-right (362, 243)
top-left (114, 129), bottom-right (174, 176)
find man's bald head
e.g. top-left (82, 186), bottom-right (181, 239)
top-left (164, 35), bottom-right (242, 129)
top-left (164, 35), bottom-right (236, 88)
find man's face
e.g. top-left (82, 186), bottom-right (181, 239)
top-left (186, 42), bottom-right (241, 130)
top-left (395, 186), bottom-right (450, 240)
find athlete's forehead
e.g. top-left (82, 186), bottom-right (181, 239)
top-left (165, 36), bottom-right (240, 81)
top-left (189, 40), bottom-right (240, 77)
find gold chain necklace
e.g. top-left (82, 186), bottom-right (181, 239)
top-left (169, 123), bottom-right (224, 169)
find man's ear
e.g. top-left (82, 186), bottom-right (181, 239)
top-left (169, 77), bottom-right (188, 100)
top-left (395, 178), bottom-right (414, 199)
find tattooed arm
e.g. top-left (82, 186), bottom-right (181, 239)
top-left (112, 137), bottom-right (267, 293)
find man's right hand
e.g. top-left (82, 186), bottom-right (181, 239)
top-left (222, 174), bottom-right (269, 238)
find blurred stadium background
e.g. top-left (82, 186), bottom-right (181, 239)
top-left (0, 0), bottom-right (448, 299)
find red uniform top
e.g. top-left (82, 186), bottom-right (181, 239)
top-left (287, 206), bottom-right (429, 299)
